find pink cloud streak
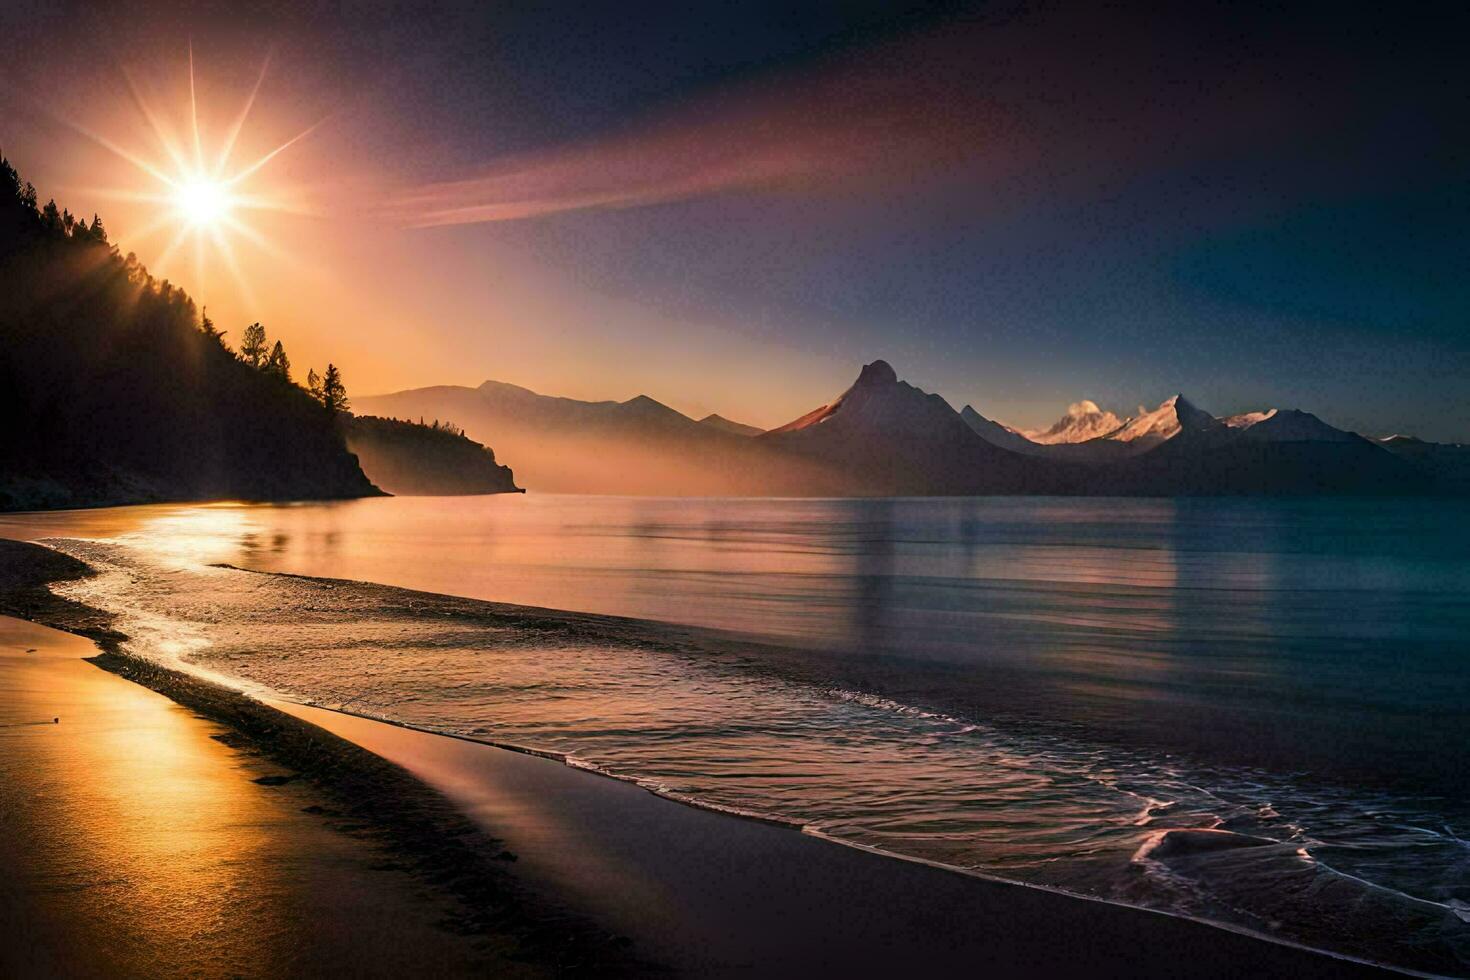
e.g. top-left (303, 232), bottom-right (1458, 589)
top-left (384, 25), bottom-right (1020, 227)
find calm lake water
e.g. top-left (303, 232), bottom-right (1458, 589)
top-left (4, 495), bottom-right (1468, 973)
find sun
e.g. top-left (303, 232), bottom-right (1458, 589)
top-left (68, 45), bottom-right (318, 303)
top-left (175, 178), bottom-right (234, 226)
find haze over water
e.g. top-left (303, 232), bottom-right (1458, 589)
top-left (5, 495), bottom-right (1469, 973)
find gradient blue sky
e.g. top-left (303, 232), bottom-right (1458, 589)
top-left (3, 1), bottom-right (1466, 438)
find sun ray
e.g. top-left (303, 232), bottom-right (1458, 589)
top-left (62, 119), bottom-right (178, 187)
top-left (228, 190), bottom-right (318, 217)
top-left (215, 52), bottom-right (272, 178)
top-left (153, 223), bottom-right (195, 276)
top-left (210, 224), bottom-right (258, 310)
top-left (119, 64), bottom-right (192, 176)
top-left (114, 208), bottom-right (185, 248)
top-left (224, 120), bottom-right (323, 186)
top-left (188, 42), bottom-right (205, 173)
top-left (193, 223), bottom-right (206, 292)
top-left (220, 212), bottom-right (290, 262)
top-left (79, 186), bottom-right (176, 205)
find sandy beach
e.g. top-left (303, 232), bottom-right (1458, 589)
top-left (0, 537), bottom-right (1397, 977)
top-left (0, 617), bottom-right (532, 977)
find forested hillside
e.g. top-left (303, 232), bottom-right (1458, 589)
top-left (0, 157), bottom-right (379, 510)
top-left (344, 416), bottom-right (522, 495)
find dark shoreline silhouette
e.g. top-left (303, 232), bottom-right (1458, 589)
top-left (344, 415), bottom-right (523, 496)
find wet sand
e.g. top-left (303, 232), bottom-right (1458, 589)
top-left (276, 702), bottom-right (1394, 977)
top-left (0, 616), bottom-right (531, 978)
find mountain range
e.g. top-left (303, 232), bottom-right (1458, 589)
top-left (356, 378), bottom-right (849, 495)
top-left (359, 360), bottom-right (1463, 497)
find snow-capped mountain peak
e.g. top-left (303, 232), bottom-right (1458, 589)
top-left (1223, 409), bottom-right (1278, 429)
top-left (1024, 399), bottom-right (1126, 444)
top-left (1217, 407), bottom-right (1360, 442)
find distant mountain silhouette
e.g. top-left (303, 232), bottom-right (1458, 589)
top-left (969, 394), bottom-right (1220, 463)
top-left (1108, 402), bottom-right (1427, 495)
top-left (760, 360), bottom-right (1071, 494)
top-left (362, 362), bottom-right (1448, 497)
top-left (698, 413), bottom-right (763, 437)
top-left (343, 416), bottom-right (521, 496)
top-left (1377, 435), bottom-right (1470, 492)
top-left (0, 157), bottom-right (379, 511)
top-left (1231, 409), bottom-right (1360, 443)
top-left (996, 393), bottom-right (1433, 493)
top-left (356, 379), bottom-right (844, 495)
top-left (959, 405), bottom-right (1038, 454)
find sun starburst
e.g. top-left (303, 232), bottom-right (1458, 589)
top-left (68, 44), bottom-right (320, 306)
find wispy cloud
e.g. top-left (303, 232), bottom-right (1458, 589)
top-left (383, 24), bottom-right (1018, 228)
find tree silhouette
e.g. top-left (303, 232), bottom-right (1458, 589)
top-left (200, 309), bottom-right (228, 350)
top-left (88, 214), bottom-right (106, 243)
top-left (265, 340), bottom-right (291, 382)
top-left (306, 368), bottom-right (324, 404)
top-left (239, 322), bottom-right (267, 368)
top-left (322, 363), bottom-right (349, 413)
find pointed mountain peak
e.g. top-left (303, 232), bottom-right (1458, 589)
top-left (698, 413), bottom-right (763, 436)
top-left (1171, 394), bottom-right (1217, 431)
top-left (856, 359), bottom-right (898, 387)
top-left (1108, 394), bottom-right (1215, 445)
top-left (478, 378), bottom-right (540, 397)
top-left (1025, 399), bottom-right (1125, 444)
top-left (1238, 408), bottom-right (1358, 443)
top-left (619, 393), bottom-right (685, 420)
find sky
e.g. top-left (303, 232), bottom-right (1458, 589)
top-left (1, 0), bottom-right (1467, 439)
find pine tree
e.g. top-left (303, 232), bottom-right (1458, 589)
top-left (321, 363), bottom-right (349, 413)
top-left (306, 368), bottom-right (323, 404)
top-left (265, 340), bottom-right (291, 382)
top-left (239, 322), bottom-right (267, 368)
top-left (40, 199), bottom-right (60, 232)
top-left (88, 214), bottom-right (106, 243)
top-left (199, 309), bottom-right (228, 349)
